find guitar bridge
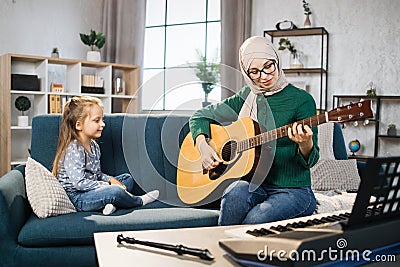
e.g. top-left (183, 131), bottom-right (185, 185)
top-left (208, 163), bottom-right (227, 180)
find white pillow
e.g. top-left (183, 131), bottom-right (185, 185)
top-left (311, 159), bottom-right (361, 191)
top-left (25, 157), bottom-right (76, 218)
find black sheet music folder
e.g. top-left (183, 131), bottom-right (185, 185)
top-left (219, 157), bottom-right (400, 266)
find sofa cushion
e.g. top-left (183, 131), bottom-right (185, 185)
top-left (30, 114), bottom-right (61, 170)
top-left (18, 206), bottom-right (219, 247)
top-left (25, 157), bottom-right (76, 218)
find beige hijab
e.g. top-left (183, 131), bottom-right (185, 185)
top-left (239, 36), bottom-right (288, 96)
top-left (238, 36), bottom-right (288, 121)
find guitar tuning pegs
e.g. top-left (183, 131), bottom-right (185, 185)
top-left (353, 121), bottom-right (359, 127)
top-left (363, 119), bottom-right (370, 126)
top-left (347, 105), bottom-right (352, 109)
top-left (358, 102), bottom-right (363, 107)
top-left (359, 112), bottom-right (364, 117)
top-left (337, 116), bottom-right (342, 121)
top-left (349, 114), bottom-right (353, 119)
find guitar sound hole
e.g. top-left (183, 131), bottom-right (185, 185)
top-left (221, 140), bottom-right (237, 162)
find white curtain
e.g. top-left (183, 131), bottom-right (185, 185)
top-left (221, 0), bottom-right (252, 99)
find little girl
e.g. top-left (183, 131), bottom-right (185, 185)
top-left (52, 96), bottom-right (159, 215)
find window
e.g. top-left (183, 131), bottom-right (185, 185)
top-left (143, 0), bottom-right (221, 111)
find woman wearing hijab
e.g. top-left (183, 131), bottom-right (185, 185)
top-left (189, 36), bottom-right (319, 226)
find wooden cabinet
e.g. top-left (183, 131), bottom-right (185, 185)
top-left (264, 27), bottom-right (329, 112)
top-left (333, 95), bottom-right (400, 157)
top-left (0, 54), bottom-right (140, 176)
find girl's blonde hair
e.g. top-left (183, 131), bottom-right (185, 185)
top-left (52, 95), bottom-right (104, 176)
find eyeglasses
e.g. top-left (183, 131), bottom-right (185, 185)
top-left (247, 61), bottom-right (277, 80)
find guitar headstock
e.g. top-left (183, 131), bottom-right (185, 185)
top-left (328, 100), bottom-right (373, 123)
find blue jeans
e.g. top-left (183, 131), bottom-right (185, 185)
top-left (69, 173), bottom-right (143, 212)
top-left (218, 180), bottom-right (316, 226)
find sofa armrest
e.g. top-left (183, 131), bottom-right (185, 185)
top-left (0, 170), bottom-right (31, 247)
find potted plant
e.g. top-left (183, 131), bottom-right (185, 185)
top-left (193, 50), bottom-right (220, 107)
top-left (366, 81), bottom-right (377, 96)
top-left (51, 47), bottom-right (59, 58)
top-left (79, 29), bottom-right (106, 62)
top-left (278, 38), bottom-right (303, 68)
top-left (387, 124), bottom-right (397, 136)
top-left (302, 0), bottom-right (312, 27)
top-left (15, 96), bottom-right (31, 127)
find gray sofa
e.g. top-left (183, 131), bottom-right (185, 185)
top-left (0, 114), bottom-right (357, 267)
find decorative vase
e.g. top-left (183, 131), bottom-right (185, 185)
top-left (304, 14), bottom-right (311, 28)
top-left (17, 116), bottom-right (29, 127)
top-left (202, 101), bottom-right (211, 107)
top-left (290, 52), bottom-right (304, 69)
top-left (388, 128), bottom-right (397, 136)
top-left (87, 51), bottom-right (101, 62)
top-left (201, 82), bottom-right (214, 107)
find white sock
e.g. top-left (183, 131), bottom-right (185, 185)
top-left (140, 190), bottom-right (159, 206)
top-left (103, 204), bottom-right (117, 215)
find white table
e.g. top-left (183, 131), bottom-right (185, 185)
top-left (94, 226), bottom-right (242, 267)
top-left (94, 225), bottom-right (400, 267)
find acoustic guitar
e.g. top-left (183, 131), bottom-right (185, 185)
top-left (177, 100), bottom-right (373, 204)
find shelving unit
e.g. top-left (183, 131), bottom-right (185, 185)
top-left (264, 27), bottom-right (329, 111)
top-left (0, 54), bottom-right (141, 176)
top-left (333, 95), bottom-right (400, 157)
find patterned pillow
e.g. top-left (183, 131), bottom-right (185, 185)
top-left (25, 157), bottom-right (76, 218)
top-left (311, 159), bottom-right (361, 191)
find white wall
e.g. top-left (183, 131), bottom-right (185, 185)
top-left (252, 0), bottom-right (400, 157)
top-left (0, 0), bottom-right (102, 60)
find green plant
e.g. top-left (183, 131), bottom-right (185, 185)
top-left (79, 29), bottom-right (106, 51)
top-left (52, 47), bottom-right (58, 53)
top-left (302, 0), bottom-right (312, 15)
top-left (15, 96), bottom-right (31, 115)
top-left (388, 124), bottom-right (396, 129)
top-left (193, 49), bottom-right (220, 101)
top-left (278, 38), bottom-right (297, 54)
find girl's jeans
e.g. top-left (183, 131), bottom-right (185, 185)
top-left (218, 180), bottom-right (316, 226)
top-left (69, 173), bottom-right (143, 211)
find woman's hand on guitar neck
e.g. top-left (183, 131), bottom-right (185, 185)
top-left (195, 135), bottom-right (223, 170)
top-left (287, 122), bottom-right (314, 159)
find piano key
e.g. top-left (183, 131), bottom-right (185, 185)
top-left (224, 209), bottom-right (352, 239)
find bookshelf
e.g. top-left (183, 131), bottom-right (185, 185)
top-left (0, 54), bottom-right (140, 176)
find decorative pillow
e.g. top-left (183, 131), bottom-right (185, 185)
top-left (318, 122), bottom-right (335, 160)
top-left (311, 159), bottom-right (360, 191)
top-left (25, 157), bottom-right (76, 218)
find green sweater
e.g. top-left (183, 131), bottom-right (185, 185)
top-left (189, 84), bottom-right (319, 187)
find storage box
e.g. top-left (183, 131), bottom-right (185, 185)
top-left (81, 86), bottom-right (104, 94)
top-left (11, 74), bottom-right (40, 91)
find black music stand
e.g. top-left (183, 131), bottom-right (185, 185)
top-left (346, 156), bottom-right (400, 228)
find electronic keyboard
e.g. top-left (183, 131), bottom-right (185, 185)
top-left (220, 215), bottom-right (400, 267)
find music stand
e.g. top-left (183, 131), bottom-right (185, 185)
top-left (346, 156), bottom-right (400, 228)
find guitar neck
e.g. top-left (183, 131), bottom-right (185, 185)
top-left (237, 113), bottom-right (327, 153)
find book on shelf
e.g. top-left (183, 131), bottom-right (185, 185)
top-left (81, 74), bottom-right (104, 94)
top-left (48, 94), bottom-right (62, 114)
top-left (82, 74), bottom-right (104, 87)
